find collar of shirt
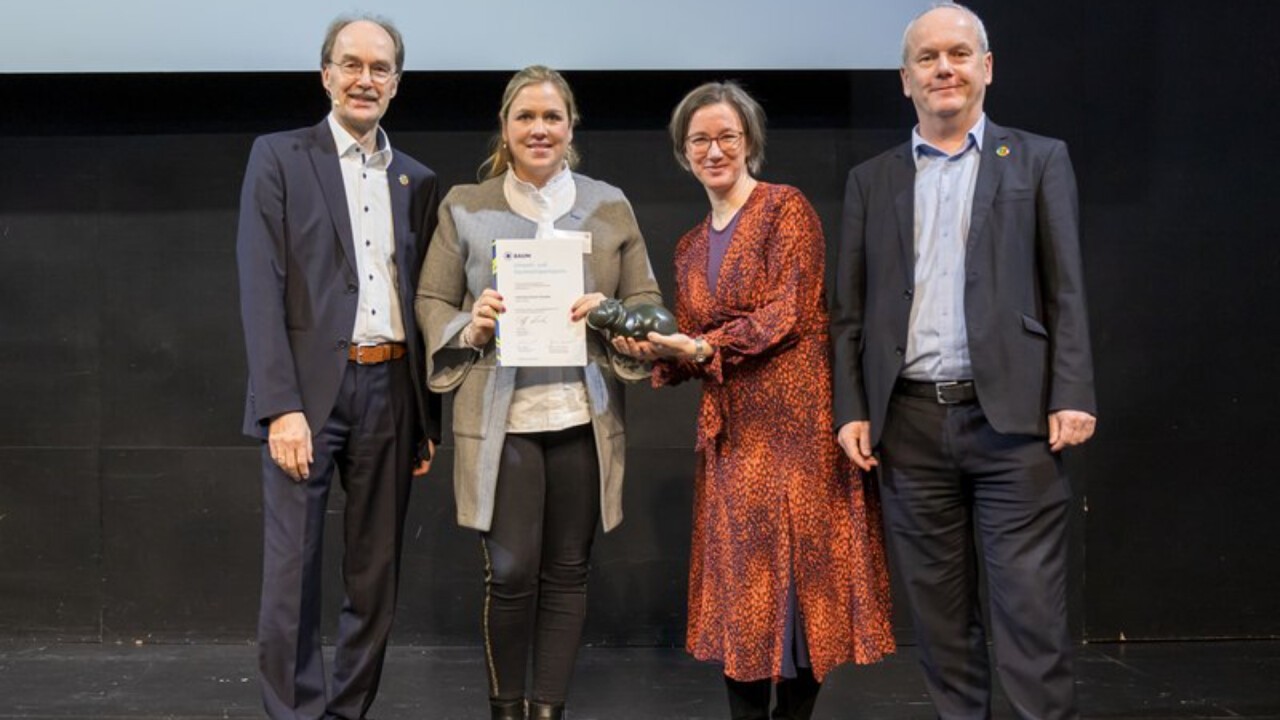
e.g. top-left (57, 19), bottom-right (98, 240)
top-left (503, 165), bottom-right (576, 237)
top-left (911, 113), bottom-right (986, 165)
top-left (327, 113), bottom-right (393, 170)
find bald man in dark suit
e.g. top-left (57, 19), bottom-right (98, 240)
top-left (831, 4), bottom-right (1096, 719)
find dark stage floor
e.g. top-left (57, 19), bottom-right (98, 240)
top-left (0, 640), bottom-right (1276, 719)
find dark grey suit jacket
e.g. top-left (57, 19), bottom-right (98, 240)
top-left (831, 119), bottom-right (1096, 445)
top-left (236, 120), bottom-right (441, 452)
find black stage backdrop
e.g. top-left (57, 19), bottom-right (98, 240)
top-left (1, 1), bottom-right (1277, 645)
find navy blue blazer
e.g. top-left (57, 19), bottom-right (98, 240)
top-left (236, 119), bottom-right (441, 452)
top-left (832, 120), bottom-right (1096, 445)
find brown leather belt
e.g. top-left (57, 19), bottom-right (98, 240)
top-left (895, 378), bottom-right (977, 405)
top-left (348, 342), bottom-right (406, 365)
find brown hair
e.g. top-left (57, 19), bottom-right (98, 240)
top-left (668, 81), bottom-right (767, 175)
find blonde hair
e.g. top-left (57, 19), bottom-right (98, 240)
top-left (479, 65), bottom-right (582, 181)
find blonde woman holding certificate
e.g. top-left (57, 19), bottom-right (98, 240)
top-left (414, 65), bottom-right (662, 720)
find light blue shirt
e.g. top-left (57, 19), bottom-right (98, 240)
top-left (901, 114), bottom-right (985, 382)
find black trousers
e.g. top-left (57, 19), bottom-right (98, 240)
top-left (879, 393), bottom-right (1077, 720)
top-left (258, 359), bottom-right (415, 720)
top-left (482, 423), bottom-right (600, 706)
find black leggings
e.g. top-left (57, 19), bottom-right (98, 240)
top-left (481, 423), bottom-right (600, 705)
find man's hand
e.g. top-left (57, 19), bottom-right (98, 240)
top-left (413, 439), bottom-right (435, 477)
top-left (268, 411), bottom-right (313, 482)
top-left (836, 421), bottom-right (879, 472)
top-left (1048, 409), bottom-right (1096, 452)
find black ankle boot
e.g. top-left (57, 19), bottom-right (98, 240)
top-left (725, 675), bottom-right (771, 720)
top-left (528, 700), bottom-right (564, 720)
top-left (490, 698), bottom-right (526, 720)
top-left (771, 668), bottom-right (821, 720)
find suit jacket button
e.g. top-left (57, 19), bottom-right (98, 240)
top-left (903, 289), bottom-right (913, 300)
top-left (337, 339), bottom-right (349, 349)
top-left (347, 283), bottom-right (357, 294)
top-left (895, 346), bottom-right (904, 356)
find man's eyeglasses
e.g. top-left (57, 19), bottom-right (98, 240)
top-left (685, 131), bottom-right (745, 155)
top-left (327, 60), bottom-right (396, 84)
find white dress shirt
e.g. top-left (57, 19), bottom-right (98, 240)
top-left (504, 163), bottom-right (576, 238)
top-left (328, 114), bottom-right (405, 345)
top-left (502, 166), bottom-right (591, 433)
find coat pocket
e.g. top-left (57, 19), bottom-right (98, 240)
top-left (996, 187), bottom-right (1034, 203)
top-left (1020, 313), bottom-right (1049, 338)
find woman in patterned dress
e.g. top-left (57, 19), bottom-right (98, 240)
top-left (618, 81), bottom-right (895, 719)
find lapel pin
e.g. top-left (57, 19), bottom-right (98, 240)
top-left (399, 174), bottom-right (409, 186)
top-left (996, 145), bottom-right (1011, 157)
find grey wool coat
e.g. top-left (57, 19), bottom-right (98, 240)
top-left (414, 173), bottom-right (662, 532)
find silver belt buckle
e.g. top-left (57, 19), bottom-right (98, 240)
top-left (353, 342), bottom-right (378, 365)
top-left (935, 381), bottom-right (963, 404)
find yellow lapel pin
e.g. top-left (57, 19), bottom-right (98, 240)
top-left (996, 145), bottom-right (1010, 157)
top-left (399, 174), bottom-right (409, 186)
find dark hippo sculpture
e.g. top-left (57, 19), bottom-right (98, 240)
top-left (586, 298), bottom-right (678, 339)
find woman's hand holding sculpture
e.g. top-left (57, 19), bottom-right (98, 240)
top-left (612, 329), bottom-right (711, 363)
top-left (570, 293), bottom-right (608, 323)
top-left (644, 331), bottom-right (704, 361)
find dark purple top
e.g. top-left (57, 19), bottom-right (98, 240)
top-left (705, 208), bottom-right (743, 294)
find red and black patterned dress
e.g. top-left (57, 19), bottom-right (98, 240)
top-left (654, 182), bottom-right (895, 682)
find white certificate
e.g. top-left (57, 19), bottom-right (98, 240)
top-left (492, 238), bottom-right (586, 367)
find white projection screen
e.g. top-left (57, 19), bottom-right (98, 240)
top-left (2, 0), bottom-right (931, 73)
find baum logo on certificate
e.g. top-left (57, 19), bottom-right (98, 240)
top-left (492, 238), bottom-right (587, 367)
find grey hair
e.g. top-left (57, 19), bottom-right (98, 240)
top-left (900, 2), bottom-right (990, 65)
top-left (321, 13), bottom-right (405, 74)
